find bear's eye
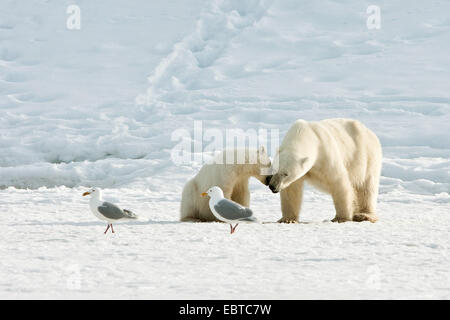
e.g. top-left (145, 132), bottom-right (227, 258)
top-left (282, 173), bottom-right (288, 177)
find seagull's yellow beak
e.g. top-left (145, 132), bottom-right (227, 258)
top-left (201, 192), bottom-right (208, 197)
top-left (82, 191), bottom-right (90, 196)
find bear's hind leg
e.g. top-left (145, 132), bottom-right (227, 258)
top-left (180, 199), bottom-right (203, 222)
top-left (353, 177), bottom-right (379, 223)
top-left (180, 180), bottom-right (205, 222)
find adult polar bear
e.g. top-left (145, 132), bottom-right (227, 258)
top-left (267, 118), bottom-right (382, 223)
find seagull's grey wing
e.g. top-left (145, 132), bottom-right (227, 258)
top-left (97, 202), bottom-right (125, 220)
top-left (213, 199), bottom-right (253, 220)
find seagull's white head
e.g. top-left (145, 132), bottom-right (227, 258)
top-left (82, 187), bottom-right (101, 198)
top-left (201, 186), bottom-right (224, 199)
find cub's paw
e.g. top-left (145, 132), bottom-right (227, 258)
top-left (277, 218), bottom-right (299, 224)
top-left (180, 217), bottom-right (206, 223)
top-left (353, 213), bottom-right (378, 223)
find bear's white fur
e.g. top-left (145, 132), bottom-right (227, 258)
top-left (180, 147), bottom-right (271, 222)
top-left (267, 118), bottom-right (382, 223)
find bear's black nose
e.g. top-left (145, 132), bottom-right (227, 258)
top-left (269, 184), bottom-right (278, 193)
top-left (265, 175), bottom-right (272, 186)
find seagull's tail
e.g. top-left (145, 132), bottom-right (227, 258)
top-left (123, 209), bottom-right (138, 219)
top-left (240, 211), bottom-right (259, 223)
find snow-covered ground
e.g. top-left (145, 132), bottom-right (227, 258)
top-left (1, 0), bottom-right (449, 299)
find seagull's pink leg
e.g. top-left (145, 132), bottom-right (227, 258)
top-left (231, 224), bottom-right (239, 234)
top-left (230, 224), bottom-right (233, 234)
top-left (110, 224), bottom-right (115, 233)
top-left (104, 224), bottom-right (110, 234)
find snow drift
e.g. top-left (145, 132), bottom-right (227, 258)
top-left (0, 0), bottom-right (449, 198)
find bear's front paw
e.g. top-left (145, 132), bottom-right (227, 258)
top-left (353, 213), bottom-right (378, 223)
top-left (331, 216), bottom-right (350, 223)
top-left (277, 217), bottom-right (299, 224)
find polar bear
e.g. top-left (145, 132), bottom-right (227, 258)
top-left (180, 147), bottom-right (271, 222)
top-left (266, 118), bottom-right (382, 223)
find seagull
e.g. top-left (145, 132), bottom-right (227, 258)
top-left (82, 187), bottom-right (137, 234)
top-left (201, 186), bottom-right (258, 234)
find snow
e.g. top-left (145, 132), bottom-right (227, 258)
top-left (2, 186), bottom-right (449, 299)
top-left (1, 0), bottom-right (449, 299)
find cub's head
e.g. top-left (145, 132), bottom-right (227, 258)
top-left (254, 145), bottom-right (272, 184)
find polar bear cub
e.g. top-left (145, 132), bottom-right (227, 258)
top-left (266, 118), bottom-right (382, 223)
top-left (180, 147), bottom-right (271, 222)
